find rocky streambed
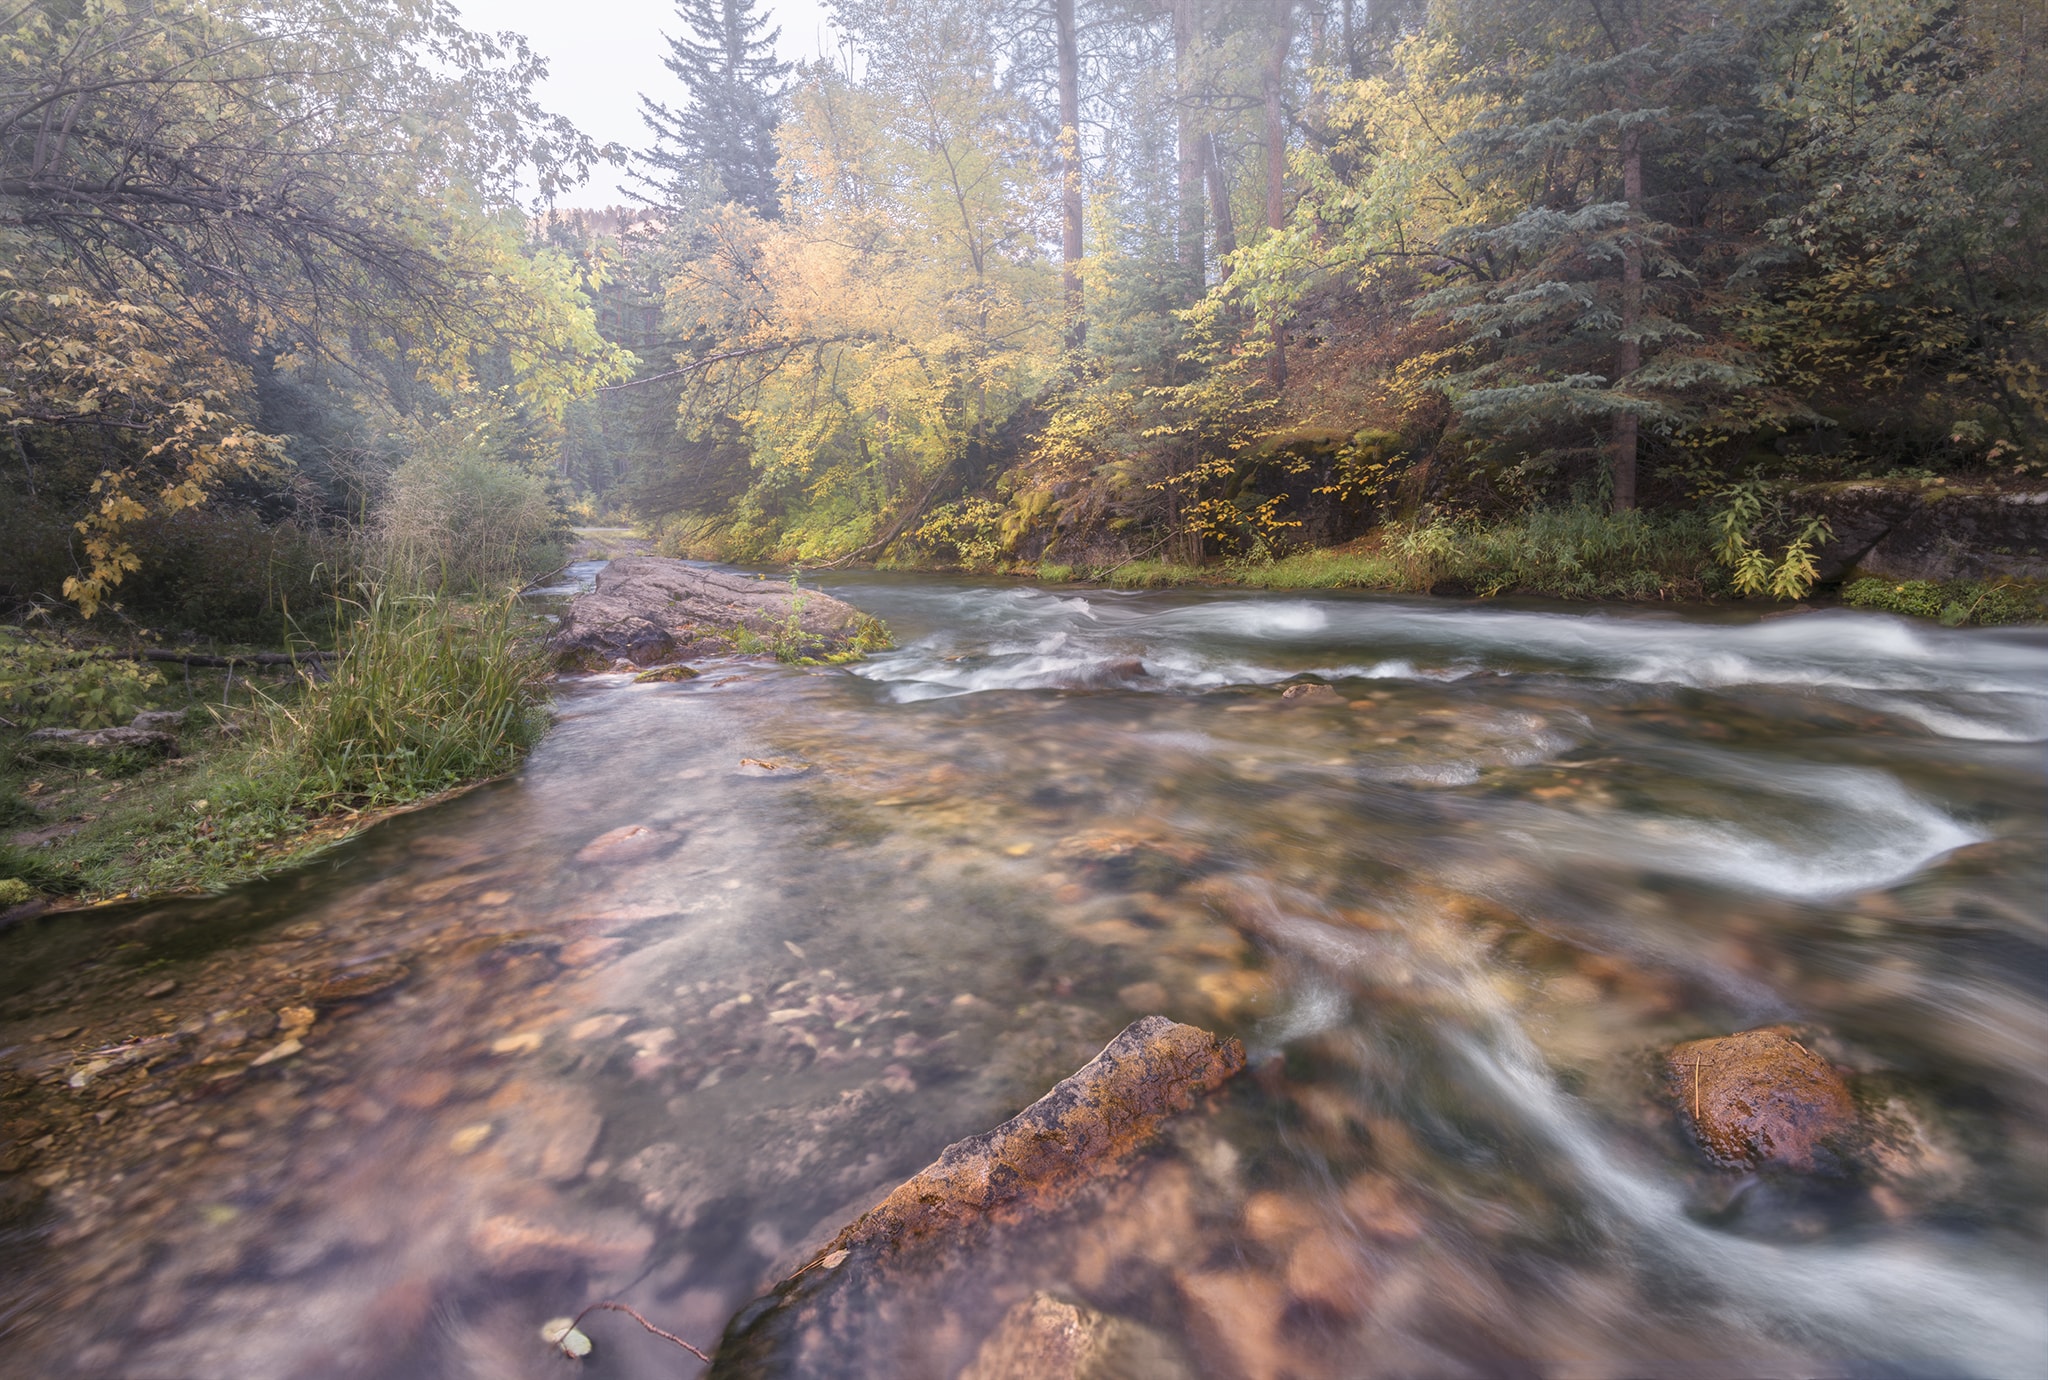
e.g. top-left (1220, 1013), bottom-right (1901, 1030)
top-left (1, 572), bottom-right (2044, 1377)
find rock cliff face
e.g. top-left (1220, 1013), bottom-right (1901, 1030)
top-left (1804, 481), bottom-right (2048, 582)
top-left (549, 558), bottom-right (875, 669)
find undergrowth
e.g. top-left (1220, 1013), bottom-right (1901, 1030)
top-left (1, 583), bottom-right (551, 904)
top-left (1841, 578), bottom-right (2044, 626)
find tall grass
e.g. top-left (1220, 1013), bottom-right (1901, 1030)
top-left (263, 583), bottom-right (548, 809)
top-left (1393, 507), bottom-right (1724, 599)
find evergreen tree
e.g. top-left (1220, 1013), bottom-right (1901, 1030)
top-left (1418, 0), bottom-right (1796, 510)
top-left (635, 0), bottom-right (789, 216)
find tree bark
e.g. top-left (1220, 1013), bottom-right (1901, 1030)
top-left (1172, 0), bottom-right (1204, 299)
top-left (1263, 0), bottom-right (1292, 386)
top-left (1205, 134), bottom-right (1236, 272)
top-left (1263, 0), bottom-right (1291, 235)
top-left (1611, 30), bottom-right (1644, 515)
top-left (1057, 0), bottom-right (1084, 345)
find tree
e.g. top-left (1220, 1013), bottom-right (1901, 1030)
top-left (635, 0), bottom-right (789, 215)
top-left (2, 0), bottom-right (629, 613)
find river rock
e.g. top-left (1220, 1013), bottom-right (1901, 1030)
top-left (958, 1292), bottom-right (1192, 1380)
top-left (709, 1017), bottom-right (1244, 1376)
top-left (1666, 1027), bottom-right (1855, 1171)
top-left (551, 557), bottom-right (876, 669)
top-left (825, 1016), bottom-right (1243, 1258)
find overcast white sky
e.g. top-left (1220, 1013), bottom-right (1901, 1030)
top-left (450, 0), bottom-right (837, 205)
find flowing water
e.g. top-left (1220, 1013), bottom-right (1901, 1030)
top-left (2, 572), bottom-right (2045, 1378)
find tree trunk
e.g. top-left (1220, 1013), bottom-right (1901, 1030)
top-left (1172, 0), bottom-right (1204, 299)
top-left (1263, 0), bottom-right (1292, 385)
top-left (1263, 0), bottom-right (1291, 234)
top-left (1205, 135), bottom-right (1236, 271)
top-left (1057, 0), bottom-right (1084, 345)
top-left (1611, 51), bottom-right (1644, 513)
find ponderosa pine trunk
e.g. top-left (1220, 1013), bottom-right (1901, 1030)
top-left (1205, 134), bottom-right (1236, 271)
top-left (1057, 0), bottom-right (1084, 345)
top-left (1612, 121), bottom-right (1641, 513)
top-left (1172, 0), bottom-right (1204, 300)
top-left (1263, 0), bottom-right (1291, 385)
top-left (1611, 16), bottom-right (1644, 513)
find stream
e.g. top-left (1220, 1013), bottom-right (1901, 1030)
top-left (2, 571), bottom-right (2045, 1377)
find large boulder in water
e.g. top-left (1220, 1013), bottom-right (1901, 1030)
top-left (550, 557), bottom-right (878, 669)
top-left (1666, 1026), bottom-right (1855, 1171)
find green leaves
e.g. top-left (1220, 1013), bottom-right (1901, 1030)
top-left (0, 629), bottom-right (162, 730)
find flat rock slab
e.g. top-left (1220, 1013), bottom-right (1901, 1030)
top-left (550, 557), bottom-right (875, 669)
top-left (1667, 1026), bottom-right (1855, 1171)
top-left (710, 1016), bottom-right (1245, 1377)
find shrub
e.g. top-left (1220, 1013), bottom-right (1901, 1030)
top-left (379, 412), bottom-right (568, 591)
top-left (1376, 507), bottom-right (1721, 599)
top-left (0, 627), bottom-right (163, 728)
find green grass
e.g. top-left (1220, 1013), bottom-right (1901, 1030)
top-left (1058, 508), bottom-right (1721, 600)
top-left (1841, 577), bottom-right (2045, 626)
top-left (0, 584), bottom-right (551, 905)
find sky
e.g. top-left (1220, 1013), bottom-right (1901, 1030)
top-left (450, 0), bottom-right (837, 205)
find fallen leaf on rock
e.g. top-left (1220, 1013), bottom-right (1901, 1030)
top-left (541, 1317), bottom-right (594, 1358)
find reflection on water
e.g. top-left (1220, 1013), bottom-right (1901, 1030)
top-left (2, 577), bottom-right (2045, 1377)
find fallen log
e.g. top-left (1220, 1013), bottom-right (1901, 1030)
top-left (24, 726), bottom-right (177, 756)
top-left (136, 649), bottom-right (327, 668)
top-left (709, 1016), bottom-right (1244, 1377)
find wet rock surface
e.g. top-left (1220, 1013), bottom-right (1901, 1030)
top-left (550, 557), bottom-right (873, 668)
top-left (711, 1018), bottom-right (1244, 1376)
top-left (825, 1015), bottom-right (1243, 1258)
top-left (1666, 1027), bottom-right (1856, 1170)
top-left (958, 1292), bottom-right (1193, 1380)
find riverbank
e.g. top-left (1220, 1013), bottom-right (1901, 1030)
top-left (1, 590), bottom-right (549, 920)
top-left (659, 499), bottom-right (2048, 624)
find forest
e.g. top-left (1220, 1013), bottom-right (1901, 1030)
top-left (3, 0), bottom-right (2044, 625)
top-left (561, 0), bottom-right (2047, 607)
top-left (5, 5), bottom-right (2048, 1376)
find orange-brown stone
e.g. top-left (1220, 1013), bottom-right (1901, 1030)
top-left (825, 1016), bottom-right (1244, 1260)
top-left (1666, 1026), bottom-right (1855, 1170)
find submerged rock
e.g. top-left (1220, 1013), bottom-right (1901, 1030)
top-left (1666, 1027), bottom-right (1855, 1171)
top-left (550, 557), bottom-right (878, 669)
top-left (958, 1292), bottom-right (1192, 1380)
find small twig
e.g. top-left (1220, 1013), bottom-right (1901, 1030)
top-left (568, 1301), bottom-right (712, 1364)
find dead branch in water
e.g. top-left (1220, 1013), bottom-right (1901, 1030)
top-left (568, 1301), bottom-right (712, 1364)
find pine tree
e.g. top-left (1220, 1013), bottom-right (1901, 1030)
top-left (1420, 0), bottom-right (1792, 511)
top-left (634, 0), bottom-right (789, 216)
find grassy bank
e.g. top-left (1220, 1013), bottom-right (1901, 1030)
top-left (1002, 510), bottom-right (2046, 624)
top-left (1, 589), bottom-right (549, 912)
